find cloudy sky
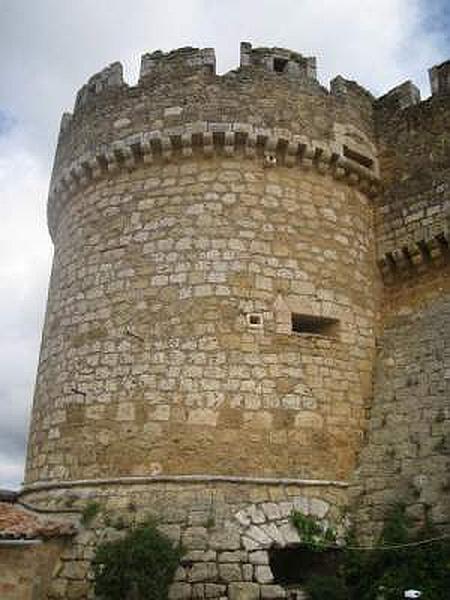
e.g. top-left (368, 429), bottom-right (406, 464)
top-left (0, 0), bottom-right (449, 489)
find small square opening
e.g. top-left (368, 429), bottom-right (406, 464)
top-left (273, 58), bottom-right (289, 73)
top-left (291, 313), bottom-right (339, 337)
top-left (247, 313), bottom-right (263, 328)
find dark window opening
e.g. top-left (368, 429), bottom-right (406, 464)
top-left (291, 314), bottom-right (339, 337)
top-left (343, 145), bottom-right (374, 170)
top-left (269, 546), bottom-right (342, 586)
top-left (273, 58), bottom-right (289, 73)
top-left (248, 314), bottom-right (263, 327)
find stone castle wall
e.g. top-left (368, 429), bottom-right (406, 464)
top-left (16, 45), bottom-right (450, 599)
top-left (351, 70), bottom-right (450, 537)
top-left (26, 43), bottom-right (381, 487)
top-left (22, 480), bottom-right (347, 600)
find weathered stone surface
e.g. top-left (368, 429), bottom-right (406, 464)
top-left (242, 536), bottom-right (262, 551)
top-left (183, 528), bottom-right (209, 550)
top-left (218, 550), bottom-right (248, 563)
top-left (279, 522), bottom-right (300, 545)
top-left (169, 582), bottom-right (192, 600)
top-left (218, 563), bottom-right (242, 582)
top-left (261, 503), bottom-right (281, 521)
top-left (188, 563), bottom-right (217, 583)
top-left (261, 585), bottom-right (287, 599)
top-left (309, 498), bottom-right (329, 519)
top-left (209, 526), bottom-right (241, 550)
top-left (184, 550), bottom-right (217, 563)
top-left (26, 44), bottom-right (381, 492)
top-left (204, 584), bottom-right (227, 598)
top-left (242, 563), bottom-right (254, 581)
top-left (246, 525), bottom-right (272, 546)
top-left (228, 582), bottom-right (260, 600)
top-left (254, 565), bottom-right (274, 584)
top-left (13, 40), bottom-right (450, 600)
top-left (248, 550), bottom-right (269, 565)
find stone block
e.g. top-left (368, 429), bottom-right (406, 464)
top-left (242, 536), bottom-right (262, 551)
top-left (228, 582), bottom-right (260, 600)
top-left (169, 583), bottom-right (192, 600)
top-left (218, 563), bottom-right (242, 582)
top-left (184, 550), bottom-right (217, 563)
top-left (254, 565), bottom-right (274, 584)
top-left (309, 498), bottom-right (329, 519)
top-left (261, 503), bottom-right (281, 521)
top-left (188, 562), bottom-right (217, 582)
top-left (242, 563), bottom-right (254, 581)
top-left (205, 584), bottom-right (227, 598)
top-left (183, 527), bottom-right (209, 550)
top-left (279, 522), bottom-right (300, 545)
top-left (246, 525), bottom-right (272, 546)
top-left (219, 550), bottom-right (248, 563)
top-left (261, 585), bottom-right (287, 599)
top-left (209, 525), bottom-right (241, 550)
top-left (192, 583), bottom-right (205, 599)
top-left (249, 550), bottom-right (269, 565)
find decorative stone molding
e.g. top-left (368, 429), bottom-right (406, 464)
top-left (48, 121), bottom-right (381, 239)
top-left (377, 219), bottom-right (450, 277)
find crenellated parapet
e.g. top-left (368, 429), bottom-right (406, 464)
top-left (46, 43), bottom-right (385, 242)
top-left (139, 46), bottom-right (216, 81)
top-left (239, 41), bottom-right (317, 80)
top-left (374, 62), bottom-right (450, 278)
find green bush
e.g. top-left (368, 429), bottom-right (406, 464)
top-left (344, 504), bottom-right (450, 600)
top-left (305, 575), bottom-right (348, 600)
top-left (290, 511), bottom-right (337, 550)
top-left (92, 519), bottom-right (182, 600)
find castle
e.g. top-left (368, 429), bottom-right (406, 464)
top-left (1, 42), bottom-right (449, 599)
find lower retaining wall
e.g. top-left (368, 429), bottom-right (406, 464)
top-left (0, 540), bottom-right (68, 600)
top-left (18, 478), bottom-right (348, 599)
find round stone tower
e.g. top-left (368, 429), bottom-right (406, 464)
top-left (22, 43), bottom-right (382, 598)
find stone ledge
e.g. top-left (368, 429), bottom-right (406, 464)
top-left (377, 224), bottom-right (449, 277)
top-left (20, 474), bottom-right (349, 496)
top-left (47, 121), bottom-right (381, 240)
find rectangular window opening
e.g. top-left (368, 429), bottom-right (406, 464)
top-left (343, 145), bottom-right (374, 170)
top-left (273, 58), bottom-right (289, 73)
top-left (291, 313), bottom-right (339, 338)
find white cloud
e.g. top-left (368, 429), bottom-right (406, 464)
top-left (0, 131), bottom-right (52, 487)
top-left (0, 0), bottom-right (448, 487)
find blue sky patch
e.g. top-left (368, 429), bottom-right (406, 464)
top-left (0, 109), bottom-right (16, 136)
top-left (420, 0), bottom-right (450, 54)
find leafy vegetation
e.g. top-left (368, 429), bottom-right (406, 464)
top-left (305, 574), bottom-right (348, 600)
top-left (344, 504), bottom-right (450, 600)
top-left (290, 511), bottom-right (337, 550)
top-left (92, 518), bottom-right (182, 600)
top-left (80, 500), bottom-right (101, 526)
top-left (291, 505), bottom-right (450, 599)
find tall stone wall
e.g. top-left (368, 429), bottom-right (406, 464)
top-left (18, 43), bottom-right (450, 598)
top-left (351, 73), bottom-right (450, 538)
top-left (25, 44), bottom-right (380, 487)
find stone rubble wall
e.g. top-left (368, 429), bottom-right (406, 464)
top-left (351, 266), bottom-right (450, 539)
top-left (349, 68), bottom-right (450, 539)
top-left (21, 481), bottom-right (347, 600)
